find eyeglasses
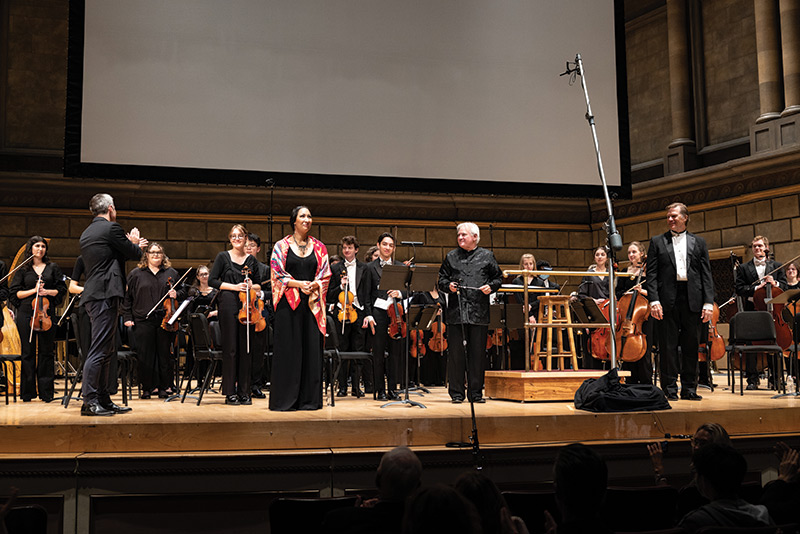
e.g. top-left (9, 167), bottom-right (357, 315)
top-left (148, 251), bottom-right (163, 256)
top-left (197, 272), bottom-right (209, 276)
top-left (230, 234), bottom-right (245, 240)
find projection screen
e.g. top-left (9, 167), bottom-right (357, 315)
top-left (65, 0), bottom-right (630, 197)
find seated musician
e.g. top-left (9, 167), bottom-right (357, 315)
top-left (734, 236), bottom-right (787, 390)
top-left (785, 262), bottom-right (799, 290)
top-left (576, 247), bottom-right (610, 369)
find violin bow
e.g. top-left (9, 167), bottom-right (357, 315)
top-left (145, 267), bottom-right (194, 319)
top-left (749, 252), bottom-right (800, 287)
top-left (0, 254), bottom-right (33, 285)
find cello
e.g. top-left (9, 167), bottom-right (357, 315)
top-left (607, 265), bottom-right (649, 362)
top-left (698, 302), bottom-right (725, 362)
top-left (590, 299), bottom-right (611, 360)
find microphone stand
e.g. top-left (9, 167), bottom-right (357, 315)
top-left (563, 53), bottom-right (622, 368)
top-left (445, 283), bottom-right (484, 471)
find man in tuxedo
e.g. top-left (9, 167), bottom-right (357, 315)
top-left (734, 235), bottom-right (787, 389)
top-left (438, 222), bottom-right (502, 403)
top-left (328, 235), bottom-right (372, 397)
top-left (365, 232), bottom-right (404, 401)
top-left (646, 203), bottom-right (715, 401)
top-left (79, 194), bottom-right (147, 416)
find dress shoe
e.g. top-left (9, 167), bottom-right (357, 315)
top-left (81, 402), bottom-right (114, 416)
top-left (336, 389), bottom-right (348, 397)
top-left (666, 394), bottom-right (679, 401)
top-left (472, 398), bottom-right (486, 404)
top-left (681, 392), bottom-right (703, 401)
top-left (376, 392), bottom-right (388, 401)
top-left (238, 395), bottom-right (252, 405)
top-left (41, 396), bottom-right (54, 403)
top-left (746, 383), bottom-right (759, 391)
top-left (157, 389), bottom-right (170, 399)
top-left (387, 390), bottom-right (400, 400)
top-left (140, 391), bottom-right (151, 399)
top-left (251, 387), bottom-right (266, 399)
top-left (352, 388), bottom-right (364, 398)
top-left (225, 395), bottom-right (240, 405)
top-left (451, 398), bottom-right (464, 404)
top-left (100, 397), bottom-right (132, 413)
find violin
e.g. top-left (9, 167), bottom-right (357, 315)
top-left (428, 308), bottom-right (447, 352)
top-left (30, 274), bottom-right (52, 339)
top-left (698, 302), bottom-right (725, 362)
top-left (387, 299), bottom-right (406, 339)
top-left (607, 264), bottom-right (649, 362)
top-left (410, 329), bottom-right (426, 358)
top-left (161, 276), bottom-right (179, 332)
top-left (238, 266), bottom-right (267, 332)
top-left (337, 272), bottom-right (358, 325)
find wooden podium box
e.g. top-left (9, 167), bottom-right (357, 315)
top-left (485, 370), bottom-right (631, 402)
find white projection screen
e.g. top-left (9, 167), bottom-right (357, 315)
top-left (65, 0), bottom-right (630, 197)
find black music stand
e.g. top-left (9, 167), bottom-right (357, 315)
top-left (407, 304), bottom-right (437, 393)
top-left (379, 265), bottom-right (438, 409)
top-left (770, 289), bottom-right (800, 398)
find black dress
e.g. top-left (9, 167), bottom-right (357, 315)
top-left (269, 249), bottom-right (323, 411)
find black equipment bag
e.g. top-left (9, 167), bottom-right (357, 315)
top-left (574, 368), bottom-right (671, 412)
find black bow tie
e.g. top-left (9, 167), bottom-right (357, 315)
top-left (671, 230), bottom-right (686, 237)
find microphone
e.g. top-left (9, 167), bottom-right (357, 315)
top-left (401, 241), bottom-right (424, 246)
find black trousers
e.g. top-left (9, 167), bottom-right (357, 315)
top-left (447, 323), bottom-right (488, 401)
top-left (218, 295), bottom-right (254, 397)
top-left (133, 317), bottom-right (173, 392)
top-left (16, 312), bottom-right (56, 401)
top-left (372, 310), bottom-right (402, 394)
top-left (656, 283), bottom-right (700, 396)
top-left (82, 297), bottom-right (119, 405)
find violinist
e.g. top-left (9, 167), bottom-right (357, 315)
top-left (438, 223), bottom-right (503, 404)
top-left (365, 246), bottom-right (380, 263)
top-left (187, 264), bottom-right (221, 379)
top-left (366, 232), bottom-right (405, 401)
top-left (9, 236), bottom-right (67, 402)
top-left (615, 242), bottom-right (653, 385)
top-left (269, 206), bottom-right (330, 411)
top-left (734, 235), bottom-right (787, 390)
top-left (577, 247), bottom-right (610, 369)
top-left (209, 224), bottom-right (262, 406)
top-left (122, 242), bottom-right (184, 399)
top-left (327, 235), bottom-right (372, 398)
top-left (244, 233), bottom-right (270, 399)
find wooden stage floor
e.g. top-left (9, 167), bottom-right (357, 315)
top-left (3, 374), bottom-right (800, 456)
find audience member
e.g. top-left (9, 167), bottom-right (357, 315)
top-left (545, 443), bottom-right (611, 534)
top-left (678, 444), bottom-right (773, 532)
top-left (402, 484), bottom-right (482, 534)
top-left (454, 472), bottom-right (529, 534)
top-left (760, 441), bottom-right (800, 525)
top-left (323, 446), bottom-right (422, 534)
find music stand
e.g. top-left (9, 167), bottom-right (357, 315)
top-left (379, 265), bottom-right (437, 409)
top-left (770, 289), bottom-right (800, 398)
top-left (407, 304), bottom-right (437, 394)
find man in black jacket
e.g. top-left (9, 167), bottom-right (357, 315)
top-left (646, 202), bottom-right (714, 401)
top-left (734, 235), bottom-right (787, 389)
top-left (438, 222), bottom-right (502, 403)
top-left (79, 194), bottom-right (147, 416)
top-left (328, 235), bottom-right (372, 397)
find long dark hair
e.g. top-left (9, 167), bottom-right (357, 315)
top-left (289, 205), bottom-right (310, 229)
top-left (23, 236), bottom-right (49, 269)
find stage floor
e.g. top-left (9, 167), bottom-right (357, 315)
top-left (2, 373), bottom-right (800, 456)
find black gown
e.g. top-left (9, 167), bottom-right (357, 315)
top-left (269, 249), bottom-right (323, 411)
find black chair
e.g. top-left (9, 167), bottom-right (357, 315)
top-left (269, 496), bottom-right (358, 534)
top-left (0, 351), bottom-right (22, 404)
top-left (183, 313), bottom-right (223, 405)
top-left (62, 313), bottom-right (84, 408)
top-left (604, 485), bottom-right (679, 532)
top-left (4, 504), bottom-right (48, 534)
top-left (727, 311), bottom-right (785, 395)
top-left (116, 322), bottom-right (137, 405)
top-left (324, 314), bottom-right (372, 405)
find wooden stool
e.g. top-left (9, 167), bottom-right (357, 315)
top-left (531, 295), bottom-right (579, 371)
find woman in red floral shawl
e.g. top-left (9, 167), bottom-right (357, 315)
top-left (269, 206), bottom-right (331, 411)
